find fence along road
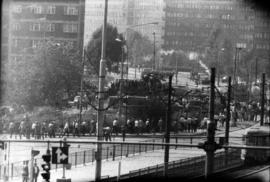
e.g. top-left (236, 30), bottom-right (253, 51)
top-left (1, 139), bottom-right (269, 182)
top-left (1, 124), bottom-right (268, 181)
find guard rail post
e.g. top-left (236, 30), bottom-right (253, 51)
top-left (83, 151), bottom-right (86, 165)
top-left (75, 152), bottom-right (77, 167)
top-left (126, 144), bottom-right (129, 157)
top-left (106, 147), bottom-right (109, 160)
top-left (92, 149), bottom-right (95, 163)
top-left (113, 145), bottom-right (116, 161)
top-left (120, 143), bottom-right (123, 159)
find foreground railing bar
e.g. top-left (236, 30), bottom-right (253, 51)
top-left (2, 139), bottom-right (270, 150)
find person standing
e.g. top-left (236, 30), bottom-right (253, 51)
top-left (134, 119), bottom-right (139, 135)
top-left (32, 162), bottom-right (39, 182)
top-left (112, 119), bottom-right (118, 136)
top-left (158, 118), bottom-right (163, 133)
top-left (145, 119), bottom-right (150, 133)
top-left (9, 121), bottom-right (15, 138)
top-left (22, 161), bottom-right (29, 182)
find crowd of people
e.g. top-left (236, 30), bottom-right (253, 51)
top-left (0, 100), bottom-right (268, 140)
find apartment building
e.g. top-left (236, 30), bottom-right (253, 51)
top-left (6, 0), bottom-right (85, 63)
top-left (163, 0), bottom-right (270, 57)
top-left (84, 0), bottom-right (164, 47)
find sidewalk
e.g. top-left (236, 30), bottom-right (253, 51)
top-left (4, 148), bottom-right (206, 182)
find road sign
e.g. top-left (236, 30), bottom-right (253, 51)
top-left (52, 147), bottom-right (68, 164)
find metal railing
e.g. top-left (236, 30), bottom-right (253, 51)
top-left (1, 137), bottom-right (269, 180)
top-left (117, 148), bottom-right (242, 180)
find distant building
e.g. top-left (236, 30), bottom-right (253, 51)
top-left (84, 0), bottom-right (127, 46)
top-left (6, 0), bottom-right (85, 63)
top-left (84, 0), bottom-right (164, 47)
top-left (126, 0), bottom-right (165, 46)
top-left (163, 0), bottom-right (270, 57)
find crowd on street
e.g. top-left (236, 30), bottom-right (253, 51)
top-left (0, 100), bottom-right (269, 141)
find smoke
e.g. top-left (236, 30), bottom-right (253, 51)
top-left (198, 60), bottom-right (210, 76)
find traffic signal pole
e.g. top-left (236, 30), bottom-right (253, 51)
top-left (164, 75), bottom-right (173, 177)
top-left (95, 0), bottom-right (108, 181)
top-left (225, 76), bottom-right (231, 165)
top-left (225, 76), bottom-right (231, 144)
top-left (260, 73), bottom-right (265, 126)
top-left (198, 68), bottom-right (221, 179)
top-left (205, 68), bottom-right (216, 177)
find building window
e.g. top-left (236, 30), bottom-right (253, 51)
top-left (12, 56), bottom-right (22, 62)
top-left (32, 40), bottom-right (41, 48)
top-left (63, 23), bottom-right (78, 33)
top-left (13, 23), bottom-right (21, 31)
top-left (47, 23), bottom-right (55, 32)
top-left (64, 6), bottom-right (79, 15)
top-left (47, 5), bottom-right (56, 14)
top-left (30, 23), bottom-right (41, 31)
top-left (13, 39), bottom-right (19, 47)
top-left (31, 6), bottom-right (42, 14)
top-left (13, 5), bottom-right (22, 13)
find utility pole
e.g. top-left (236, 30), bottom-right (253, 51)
top-left (153, 32), bottom-right (156, 71)
top-left (255, 58), bottom-right (258, 84)
top-left (225, 76), bottom-right (231, 144)
top-left (233, 47), bottom-right (241, 85)
top-left (95, 0), bottom-right (108, 181)
top-left (164, 75), bottom-right (173, 177)
top-left (119, 42), bottom-right (124, 141)
top-left (79, 49), bottom-right (85, 124)
top-left (206, 67), bottom-right (216, 177)
top-left (198, 68), bottom-right (221, 179)
top-left (233, 48), bottom-right (237, 85)
top-left (225, 76), bottom-right (231, 165)
top-left (260, 73), bottom-right (265, 126)
top-left (217, 48), bottom-right (224, 86)
top-left (175, 56), bottom-right (178, 85)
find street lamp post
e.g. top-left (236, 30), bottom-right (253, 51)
top-left (255, 58), bottom-right (258, 84)
top-left (267, 83), bottom-right (270, 123)
top-left (233, 43), bottom-right (246, 85)
top-left (217, 48), bottom-right (224, 86)
top-left (115, 38), bottom-right (125, 141)
top-left (95, 0), bottom-right (108, 181)
top-left (124, 22), bottom-right (158, 77)
top-left (79, 49), bottom-right (85, 124)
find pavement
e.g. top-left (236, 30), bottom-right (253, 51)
top-left (4, 147), bottom-right (207, 182)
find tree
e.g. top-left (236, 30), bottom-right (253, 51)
top-left (126, 30), bottom-right (153, 67)
top-left (85, 24), bottom-right (123, 75)
top-left (6, 41), bottom-right (82, 109)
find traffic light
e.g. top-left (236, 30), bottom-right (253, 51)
top-left (0, 141), bottom-right (4, 150)
top-left (41, 154), bottom-right (51, 182)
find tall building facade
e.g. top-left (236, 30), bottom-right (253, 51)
top-left (163, 0), bottom-right (270, 57)
top-left (6, 0), bottom-right (85, 63)
top-left (84, 0), bottom-right (164, 47)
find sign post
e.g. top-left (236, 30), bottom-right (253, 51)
top-left (52, 147), bottom-right (68, 164)
top-left (52, 145), bottom-right (71, 182)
